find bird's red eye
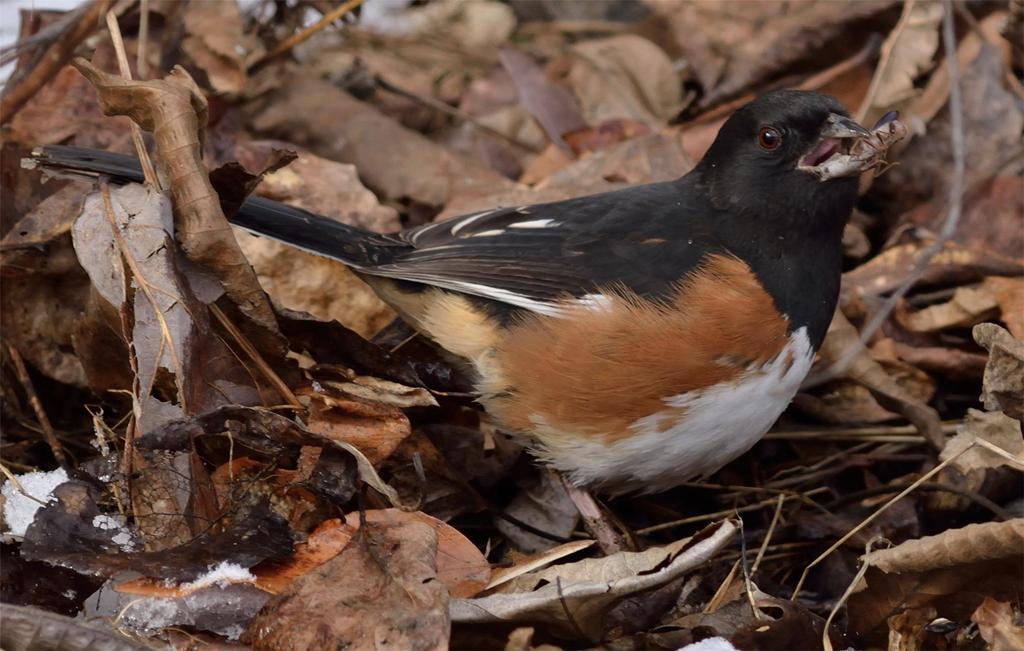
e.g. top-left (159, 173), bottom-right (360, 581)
top-left (758, 127), bottom-right (781, 150)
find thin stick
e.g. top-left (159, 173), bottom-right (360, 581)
top-left (248, 0), bottom-right (368, 72)
top-left (790, 437), bottom-right (1022, 600)
top-left (750, 495), bottom-right (785, 576)
top-left (6, 345), bottom-right (69, 470)
top-left (822, 537), bottom-right (889, 651)
top-left (807, 0), bottom-right (967, 385)
top-left (765, 421), bottom-right (960, 441)
top-left (0, 0), bottom-right (113, 125)
top-left (737, 516), bottom-right (764, 621)
top-left (636, 488), bottom-right (829, 535)
top-left (104, 11), bottom-right (160, 190)
top-left (209, 303), bottom-right (301, 408)
top-left (137, 0), bottom-right (149, 79)
top-left (704, 558), bottom-right (741, 614)
top-left (0, 462), bottom-right (48, 506)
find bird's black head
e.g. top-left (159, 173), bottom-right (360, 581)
top-left (698, 90), bottom-right (868, 237)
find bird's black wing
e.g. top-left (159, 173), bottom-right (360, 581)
top-left (355, 181), bottom-right (717, 315)
top-left (26, 146), bottom-right (720, 317)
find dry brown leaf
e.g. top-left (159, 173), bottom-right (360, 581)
top-left (877, 40), bottom-right (1024, 212)
top-left (648, 0), bottom-right (897, 106)
top-left (208, 457), bottom-right (332, 534)
top-left (849, 520), bottom-right (1024, 643)
top-left (247, 519), bottom-right (449, 651)
top-left (551, 34), bottom-right (683, 127)
top-left (842, 237), bottom-right (1024, 302)
top-left (812, 309), bottom-right (943, 449)
top-left (941, 409), bottom-right (1024, 474)
top-left (895, 282), bottom-right (1000, 334)
top-left (179, 0), bottom-right (254, 96)
top-left (495, 470), bottom-right (579, 554)
top-left (503, 627), bottom-right (564, 651)
top-left (452, 519), bottom-right (737, 640)
top-left (0, 187), bottom-right (91, 387)
top-left (864, 519), bottom-right (1024, 575)
top-left (988, 276), bottom-right (1024, 340)
top-left (298, 384), bottom-right (413, 466)
top-left (220, 140), bottom-right (399, 337)
top-left (344, 509), bottom-right (491, 599)
top-left (73, 183), bottom-right (260, 431)
top-left (362, 0), bottom-right (516, 49)
top-left (886, 606), bottom-right (939, 651)
top-left (857, 0), bottom-right (943, 127)
top-left (972, 598), bottom-right (1024, 651)
top-left (974, 323), bottom-right (1024, 421)
top-left (72, 58), bottom-right (284, 347)
top-left (499, 45), bottom-right (587, 153)
top-left (246, 71), bottom-right (518, 208)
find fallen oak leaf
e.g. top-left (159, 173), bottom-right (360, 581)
top-left (247, 518), bottom-right (450, 651)
top-left (71, 57), bottom-right (285, 353)
top-left (121, 509), bottom-right (490, 599)
top-left (344, 509), bottom-right (491, 599)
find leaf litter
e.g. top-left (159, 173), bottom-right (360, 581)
top-left (1, 1), bottom-right (1022, 649)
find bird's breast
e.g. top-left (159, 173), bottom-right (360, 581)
top-left (475, 254), bottom-right (816, 493)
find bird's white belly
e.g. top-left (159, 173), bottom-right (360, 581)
top-left (544, 327), bottom-right (815, 494)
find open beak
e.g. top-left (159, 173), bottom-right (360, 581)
top-left (798, 113), bottom-right (875, 180)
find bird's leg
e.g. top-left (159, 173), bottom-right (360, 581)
top-left (559, 475), bottom-right (629, 555)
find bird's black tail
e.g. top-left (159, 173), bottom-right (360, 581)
top-left (27, 146), bottom-right (377, 266)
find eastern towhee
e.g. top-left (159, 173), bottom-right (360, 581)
top-left (30, 91), bottom-right (904, 494)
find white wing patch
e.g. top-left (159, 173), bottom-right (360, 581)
top-left (449, 209), bottom-right (500, 236)
top-left (509, 219), bottom-right (557, 229)
top-left (450, 282), bottom-right (564, 317)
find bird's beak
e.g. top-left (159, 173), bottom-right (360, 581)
top-left (820, 113), bottom-right (872, 139)
top-left (798, 113), bottom-right (875, 180)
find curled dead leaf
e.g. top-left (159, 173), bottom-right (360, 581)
top-left (974, 323), bottom-right (1024, 421)
top-left (71, 58), bottom-right (284, 350)
top-left (452, 519), bottom-right (737, 640)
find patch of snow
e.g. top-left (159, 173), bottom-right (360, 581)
top-left (1, 467), bottom-right (69, 536)
top-left (677, 638), bottom-right (739, 651)
top-left (181, 561), bottom-right (256, 591)
top-left (91, 513), bottom-right (137, 552)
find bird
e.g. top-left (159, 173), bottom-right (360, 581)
top-left (31, 90), bottom-right (891, 495)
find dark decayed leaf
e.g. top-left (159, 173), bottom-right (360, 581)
top-left (279, 308), bottom-right (469, 392)
top-left (133, 405), bottom-right (359, 506)
top-left (21, 480), bottom-right (292, 582)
